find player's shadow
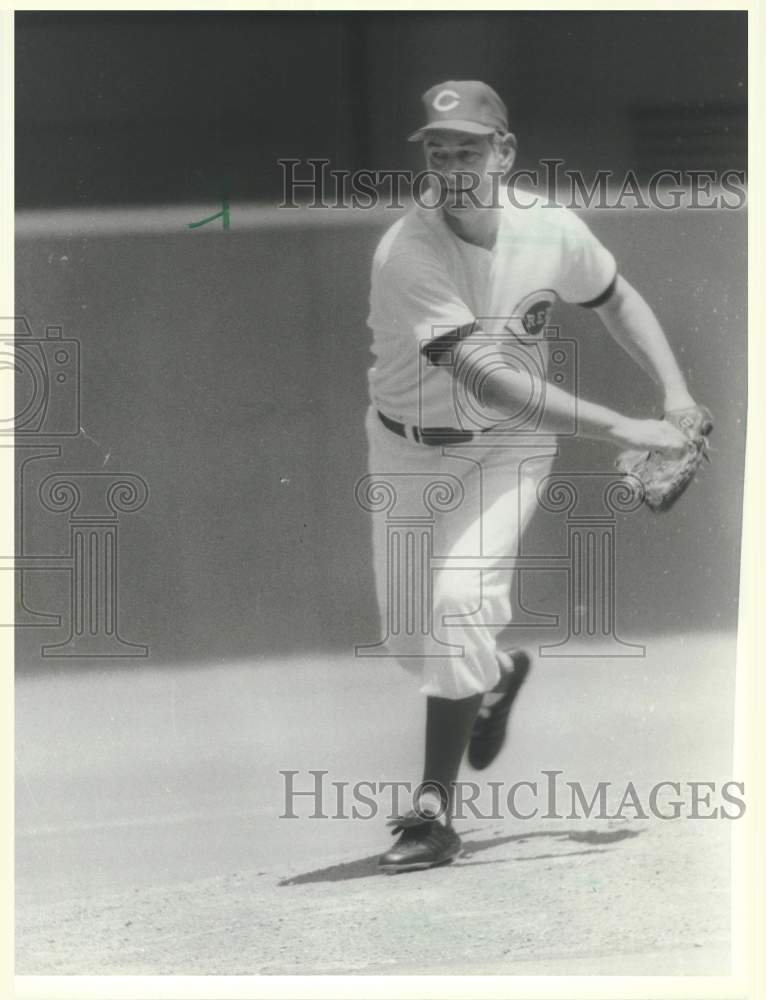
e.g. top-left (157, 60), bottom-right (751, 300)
top-left (277, 826), bottom-right (641, 886)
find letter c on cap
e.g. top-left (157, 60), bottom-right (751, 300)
top-left (433, 89), bottom-right (460, 112)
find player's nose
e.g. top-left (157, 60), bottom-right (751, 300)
top-left (438, 160), bottom-right (467, 190)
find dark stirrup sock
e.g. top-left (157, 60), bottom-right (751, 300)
top-left (421, 693), bottom-right (484, 821)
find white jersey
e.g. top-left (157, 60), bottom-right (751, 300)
top-left (367, 195), bottom-right (617, 429)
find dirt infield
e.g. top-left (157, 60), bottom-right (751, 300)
top-left (16, 631), bottom-right (736, 975)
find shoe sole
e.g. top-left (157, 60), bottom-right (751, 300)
top-left (378, 847), bottom-right (462, 875)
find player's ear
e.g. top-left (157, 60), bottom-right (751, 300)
top-left (496, 132), bottom-right (517, 172)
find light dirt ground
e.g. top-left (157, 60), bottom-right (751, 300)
top-left (16, 631), bottom-right (736, 975)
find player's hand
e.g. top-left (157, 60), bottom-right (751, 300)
top-left (610, 417), bottom-right (690, 458)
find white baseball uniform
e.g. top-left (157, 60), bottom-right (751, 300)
top-left (365, 191), bottom-right (617, 699)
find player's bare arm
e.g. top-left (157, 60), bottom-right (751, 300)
top-left (451, 339), bottom-right (691, 457)
top-left (594, 275), bottom-right (697, 412)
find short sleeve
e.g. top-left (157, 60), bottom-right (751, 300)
top-left (371, 250), bottom-right (476, 350)
top-left (555, 209), bottom-right (618, 306)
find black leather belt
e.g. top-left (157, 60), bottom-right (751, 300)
top-left (377, 409), bottom-right (478, 446)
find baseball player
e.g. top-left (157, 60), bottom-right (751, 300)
top-left (365, 81), bottom-right (705, 873)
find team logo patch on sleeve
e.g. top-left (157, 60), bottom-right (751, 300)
top-left (507, 291), bottom-right (556, 336)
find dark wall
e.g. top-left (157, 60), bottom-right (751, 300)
top-left (14, 206), bottom-right (746, 669)
top-left (16, 11), bottom-right (746, 208)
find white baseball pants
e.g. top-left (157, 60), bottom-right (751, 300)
top-left (363, 404), bottom-right (556, 699)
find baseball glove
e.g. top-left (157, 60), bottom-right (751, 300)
top-left (615, 405), bottom-right (714, 512)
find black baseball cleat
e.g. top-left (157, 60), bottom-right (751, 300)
top-left (378, 810), bottom-right (462, 874)
top-left (467, 649), bottom-right (531, 770)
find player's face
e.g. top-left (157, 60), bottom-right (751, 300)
top-left (423, 131), bottom-right (513, 213)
